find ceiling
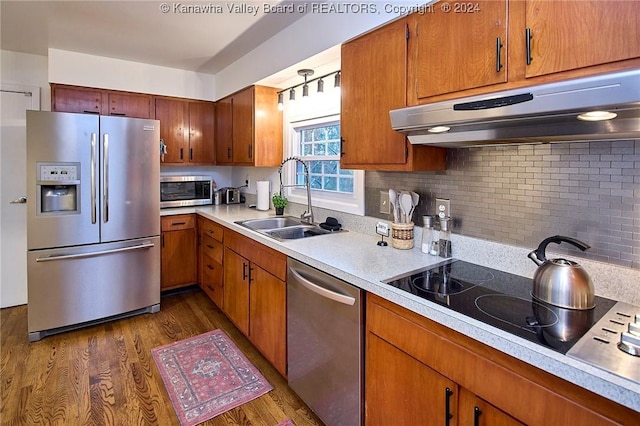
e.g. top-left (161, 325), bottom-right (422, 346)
top-left (0, 0), bottom-right (339, 82)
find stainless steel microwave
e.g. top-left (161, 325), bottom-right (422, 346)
top-left (160, 176), bottom-right (214, 208)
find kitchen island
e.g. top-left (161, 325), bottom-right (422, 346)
top-left (162, 204), bottom-right (640, 418)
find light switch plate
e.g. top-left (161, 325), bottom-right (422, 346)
top-left (379, 191), bottom-right (390, 214)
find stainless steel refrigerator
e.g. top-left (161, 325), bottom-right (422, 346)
top-left (26, 111), bottom-right (161, 341)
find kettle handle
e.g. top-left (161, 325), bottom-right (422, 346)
top-left (534, 235), bottom-right (591, 264)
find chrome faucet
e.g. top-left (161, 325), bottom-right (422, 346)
top-left (278, 156), bottom-right (314, 225)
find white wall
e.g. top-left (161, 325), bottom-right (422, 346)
top-left (48, 49), bottom-right (216, 101)
top-left (214, 8), bottom-right (401, 98)
top-left (1, 50), bottom-right (50, 110)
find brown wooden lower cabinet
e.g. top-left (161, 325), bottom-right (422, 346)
top-left (160, 214), bottom-right (197, 291)
top-left (366, 294), bottom-right (635, 426)
top-left (222, 230), bottom-right (287, 377)
top-left (198, 217), bottom-right (224, 307)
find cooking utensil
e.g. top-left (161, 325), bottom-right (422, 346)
top-left (528, 235), bottom-right (594, 310)
top-left (400, 192), bottom-right (413, 223)
top-left (409, 191), bottom-right (419, 221)
top-left (389, 189), bottom-right (398, 223)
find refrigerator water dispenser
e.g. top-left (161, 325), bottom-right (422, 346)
top-left (37, 163), bottom-right (79, 214)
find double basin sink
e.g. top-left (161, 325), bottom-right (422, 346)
top-left (235, 216), bottom-right (341, 240)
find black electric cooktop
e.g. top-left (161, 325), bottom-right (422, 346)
top-left (384, 259), bottom-right (616, 354)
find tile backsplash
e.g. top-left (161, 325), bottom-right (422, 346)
top-left (366, 140), bottom-right (640, 269)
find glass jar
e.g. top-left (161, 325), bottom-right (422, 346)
top-left (421, 215), bottom-right (439, 256)
top-left (438, 217), bottom-right (452, 258)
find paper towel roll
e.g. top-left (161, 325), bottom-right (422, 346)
top-left (256, 180), bottom-right (270, 211)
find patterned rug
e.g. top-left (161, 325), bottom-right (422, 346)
top-left (152, 329), bottom-right (273, 426)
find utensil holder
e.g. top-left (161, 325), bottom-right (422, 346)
top-left (391, 222), bottom-right (414, 250)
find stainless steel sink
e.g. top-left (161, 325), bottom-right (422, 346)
top-left (235, 216), bottom-right (343, 240)
top-left (236, 217), bottom-right (305, 230)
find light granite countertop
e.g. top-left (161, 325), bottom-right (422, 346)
top-left (161, 204), bottom-right (640, 413)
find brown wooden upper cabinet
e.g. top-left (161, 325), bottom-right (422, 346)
top-left (406, 0), bottom-right (640, 105)
top-left (522, 0), bottom-right (640, 78)
top-left (340, 17), bottom-right (446, 171)
top-left (155, 98), bottom-right (215, 165)
top-left (408, 0), bottom-right (508, 103)
top-left (51, 84), bottom-right (152, 119)
top-left (215, 85), bottom-right (283, 167)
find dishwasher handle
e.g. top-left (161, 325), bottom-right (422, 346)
top-left (289, 266), bottom-right (356, 306)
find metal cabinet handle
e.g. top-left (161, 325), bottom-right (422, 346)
top-left (206, 244), bottom-right (214, 249)
top-left (242, 262), bottom-right (248, 280)
top-left (171, 221), bottom-right (186, 226)
top-left (227, 147), bottom-right (232, 159)
top-left (474, 406), bottom-right (483, 426)
top-left (248, 144), bottom-right (253, 159)
top-left (180, 147), bottom-right (184, 160)
top-left (340, 137), bottom-right (346, 157)
top-left (110, 112), bottom-right (126, 116)
top-left (190, 148), bottom-right (193, 160)
top-left (206, 264), bottom-right (215, 270)
top-left (10, 196), bottom-right (27, 204)
top-left (445, 387), bottom-right (454, 426)
top-left (526, 28), bottom-right (533, 65)
top-left (248, 264), bottom-right (254, 283)
top-left (496, 37), bottom-right (503, 72)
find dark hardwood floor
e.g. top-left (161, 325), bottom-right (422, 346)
top-left (0, 288), bottom-right (324, 426)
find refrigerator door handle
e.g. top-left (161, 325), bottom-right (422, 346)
top-left (35, 242), bottom-right (155, 262)
top-left (91, 132), bottom-right (97, 224)
top-left (103, 133), bottom-right (109, 223)
top-left (288, 267), bottom-right (356, 305)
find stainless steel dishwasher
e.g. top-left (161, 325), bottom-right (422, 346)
top-left (287, 258), bottom-right (363, 426)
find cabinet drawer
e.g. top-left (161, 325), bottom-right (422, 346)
top-left (225, 229), bottom-right (286, 281)
top-left (201, 235), bottom-right (223, 264)
top-left (199, 218), bottom-right (224, 242)
top-left (161, 214), bottom-right (195, 231)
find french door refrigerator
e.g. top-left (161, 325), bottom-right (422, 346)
top-left (26, 111), bottom-right (161, 341)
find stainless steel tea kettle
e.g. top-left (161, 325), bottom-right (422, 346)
top-left (528, 235), bottom-right (594, 310)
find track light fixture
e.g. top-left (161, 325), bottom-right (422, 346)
top-left (276, 69), bottom-right (341, 108)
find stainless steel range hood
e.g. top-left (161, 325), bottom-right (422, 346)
top-left (390, 69), bottom-right (640, 148)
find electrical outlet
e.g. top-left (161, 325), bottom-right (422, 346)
top-left (245, 174), bottom-right (250, 189)
top-left (436, 198), bottom-right (450, 219)
top-left (379, 191), bottom-right (390, 214)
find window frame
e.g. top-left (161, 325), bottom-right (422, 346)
top-left (284, 114), bottom-right (365, 216)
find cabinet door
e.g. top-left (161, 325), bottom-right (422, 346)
top-left (222, 248), bottom-right (250, 335)
top-left (231, 87), bottom-right (254, 164)
top-left (188, 102), bottom-right (215, 164)
top-left (524, 0), bottom-right (640, 78)
top-left (249, 264), bottom-right (286, 376)
top-left (410, 0), bottom-right (508, 102)
top-left (161, 229), bottom-right (197, 290)
top-left (458, 388), bottom-right (524, 426)
top-left (108, 92), bottom-right (152, 119)
top-left (51, 85), bottom-right (103, 115)
top-left (341, 18), bottom-right (409, 167)
top-left (215, 96), bottom-right (233, 164)
top-left (366, 332), bottom-right (458, 426)
top-left (155, 98), bottom-right (188, 163)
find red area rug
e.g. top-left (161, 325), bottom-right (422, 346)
top-left (152, 329), bottom-right (273, 426)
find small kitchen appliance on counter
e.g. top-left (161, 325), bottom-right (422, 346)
top-left (384, 259), bottom-right (640, 383)
top-left (218, 187), bottom-right (242, 204)
top-left (160, 175), bottom-right (213, 208)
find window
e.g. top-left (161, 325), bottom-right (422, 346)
top-left (284, 115), bottom-right (364, 216)
top-left (296, 121), bottom-right (353, 194)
